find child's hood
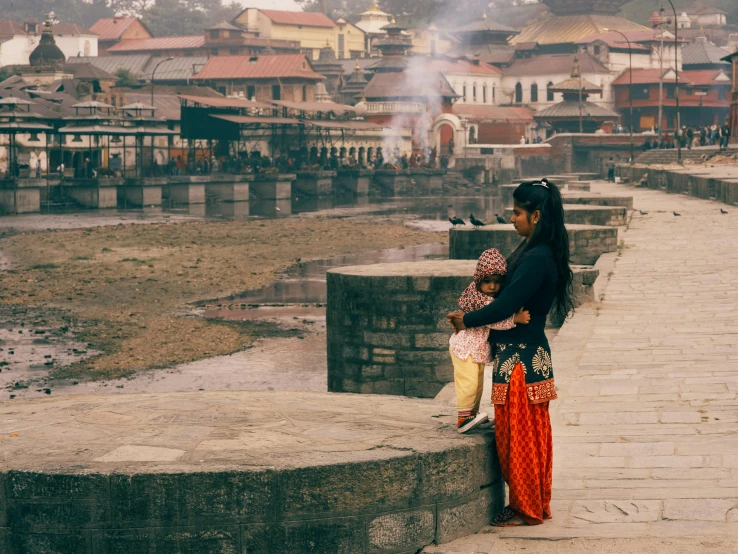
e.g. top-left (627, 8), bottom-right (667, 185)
top-left (474, 248), bottom-right (507, 283)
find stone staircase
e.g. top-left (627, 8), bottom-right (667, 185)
top-left (636, 147), bottom-right (738, 165)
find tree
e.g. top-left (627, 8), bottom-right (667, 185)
top-left (114, 68), bottom-right (141, 87)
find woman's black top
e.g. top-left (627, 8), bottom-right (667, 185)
top-left (463, 243), bottom-right (557, 344)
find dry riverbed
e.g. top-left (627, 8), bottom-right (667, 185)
top-left (0, 217), bottom-right (444, 383)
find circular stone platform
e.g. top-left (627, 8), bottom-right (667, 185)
top-left (0, 391), bottom-right (502, 554)
top-left (449, 224), bottom-right (617, 265)
top-left (503, 204), bottom-right (627, 227)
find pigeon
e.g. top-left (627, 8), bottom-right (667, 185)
top-left (449, 216), bottom-right (466, 227)
top-left (721, 209), bottom-right (728, 214)
top-left (673, 212), bottom-right (681, 216)
top-left (494, 213), bottom-right (507, 224)
top-left (639, 210), bottom-right (648, 215)
top-left (469, 214), bottom-right (486, 228)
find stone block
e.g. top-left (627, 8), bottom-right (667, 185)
top-left (562, 193), bottom-right (634, 209)
top-left (504, 205), bottom-right (628, 227)
top-left (109, 471), bottom-right (275, 526)
top-left (370, 380), bottom-right (405, 395)
top-left (92, 527), bottom-right (239, 554)
top-left (437, 490), bottom-right (495, 544)
top-left (277, 457), bottom-right (421, 517)
top-left (241, 518), bottom-right (366, 554)
top-left (364, 332), bottom-right (411, 348)
top-left (414, 333), bottom-right (451, 349)
top-left (367, 507), bottom-right (435, 553)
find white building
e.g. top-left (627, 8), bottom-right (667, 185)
top-left (686, 6), bottom-right (727, 28)
top-left (427, 56), bottom-right (502, 106)
top-left (0, 18), bottom-right (97, 67)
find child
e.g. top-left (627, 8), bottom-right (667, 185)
top-left (449, 248), bottom-right (530, 433)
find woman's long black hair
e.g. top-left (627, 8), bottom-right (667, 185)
top-left (509, 178), bottom-right (574, 323)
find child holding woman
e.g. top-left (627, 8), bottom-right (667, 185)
top-left (449, 248), bottom-right (530, 433)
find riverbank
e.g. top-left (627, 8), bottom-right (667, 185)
top-left (0, 217), bottom-right (445, 384)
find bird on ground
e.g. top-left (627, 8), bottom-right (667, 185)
top-left (721, 209), bottom-right (729, 214)
top-left (470, 214), bottom-right (486, 228)
top-left (449, 216), bottom-right (466, 227)
top-left (494, 213), bottom-right (507, 224)
top-left (673, 212), bottom-right (681, 216)
top-left (639, 210), bottom-right (648, 215)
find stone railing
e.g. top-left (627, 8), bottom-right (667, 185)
top-left (363, 102), bottom-right (427, 114)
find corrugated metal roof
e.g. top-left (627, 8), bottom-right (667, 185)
top-left (259, 9), bottom-right (336, 28)
top-left (426, 58), bottom-right (501, 76)
top-left (67, 55), bottom-right (151, 78)
top-left (212, 114), bottom-right (299, 125)
top-left (612, 68), bottom-right (680, 85)
top-left (455, 18), bottom-right (518, 35)
top-left (142, 56), bottom-right (208, 81)
top-left (682, 37), bottom-right (731, 66)
top-left (178, 94), bottom-right (274, 110)
top-left (62, 62), bottom-right (116, 80)
top-left (504, 53), bottom-right (609, 77)
top-left (271, 99), bottom-right (356, 115)
top-left (108, 35), bottom-right (205, 52)
top-left (193, 54), bottom-right (324, 81)
top-left (452, 104), bottom-right (534, 122)
top-left (89, 17), bottom-right (140, 41)
top-left (362, 71), bottom-right (458, 100)
top-left (534, 100), bottom-right (619, 119)
top-left (53, 23), bottom-right (96, 36)
top-left (510, 14), bottom-right (650, 46)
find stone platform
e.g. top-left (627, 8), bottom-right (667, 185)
top-left (503, 204), bottom-right (627, 227)
top-left (327, 260), bottom-right (598, 399)
top-left (0, 391), bottom-right (503, 554)
top-left (501, 184), bottom-right (633, 210)
top-left (449, 225), bottom-right (617, 265)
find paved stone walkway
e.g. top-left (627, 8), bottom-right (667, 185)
top-left (427, 179), bottom-right (738, 550)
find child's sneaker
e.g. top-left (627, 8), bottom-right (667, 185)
top-left (458, 412), bottom-right (489, 433)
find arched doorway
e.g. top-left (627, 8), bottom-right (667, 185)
top-left (431, 114), bottom-right (464, 157)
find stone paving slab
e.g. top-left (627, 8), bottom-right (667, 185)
top-left (427, 178), bottom-right (738, 549)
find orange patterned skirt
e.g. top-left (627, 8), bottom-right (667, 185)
top-left (494, 362), bottom-right (553, 525)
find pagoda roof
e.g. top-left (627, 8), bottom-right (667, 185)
top-left (511, 14), bottom-right (650, 46)
top-left (682, 36), bottom-right (731, 66)
top-left (534, 100), bottom-right (619, 119)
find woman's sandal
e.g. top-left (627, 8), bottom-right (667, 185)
top-left (491, 506), bottom-right (528, 527)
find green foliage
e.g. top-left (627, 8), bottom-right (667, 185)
top-left (114, 68), bottom-right (140, 87)
top-left (141, 0), bottom-right (241, 37)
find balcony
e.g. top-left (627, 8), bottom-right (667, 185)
top-left (363, 102), bottom-right (427, 115)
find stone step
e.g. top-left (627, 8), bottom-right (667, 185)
top-left (503, 204), bottom-right (627, 227)
top-left (449, 224), bottom-right (618, 265)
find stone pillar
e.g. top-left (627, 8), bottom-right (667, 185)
top-left (250, 174), bottom-right (295, 200)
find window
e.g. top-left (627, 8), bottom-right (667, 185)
top-left (631, 86), bottom-right (650, 100)
top-left (492, 85), bottom-right (496, 102)
top-left (462, 85), bottom-right (467, 102)
top-left (84, 41), bottom-right (91, 56)
top-left (593, 45), bottom-right (601, 56)
top-left (211, 48), bottom-right (218, 56)
top-left (230, 48), bottom-right (239, 55)
top-left (302, 85), bottom-right (308, 101)
top-left (482, 85), bottom-right (487, 104)
top-left (217, 86), bottom-right (226, 96)
top-left (472, 85), bottom-right (477, 101)
top-left (515, 82), bottom-right (522, 103)
top-left (247, 85), bottom-right (255, 99)
top-left (547, 82), bottom-right (554, 102)
top-left (718, 88), bottom-right (727, 100)
top-left (272, 85), bottom-right (281, 100)
top-left (530, 83), bottom-right (538, 103)
top-left (337, 34), bottom-right (345, 59)
top-left (209, 30), bottom-right (220, 40)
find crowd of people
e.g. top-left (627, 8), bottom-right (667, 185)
top-left (642, 121), bottom-right (732, 151)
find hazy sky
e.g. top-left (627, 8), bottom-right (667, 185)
top-left (244, 0), bottom-right (304, 11)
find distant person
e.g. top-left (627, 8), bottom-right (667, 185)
top-left (721, 121), bottom-right (731, 150)
top-left (449, 248), bottom-right (530, 433)
top-left (606, 157), bottom-right (616, 182)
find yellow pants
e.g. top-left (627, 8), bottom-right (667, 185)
top-left (450, 348), bottom-right (485, 415)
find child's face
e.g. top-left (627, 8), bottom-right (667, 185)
top-left (479, 274), bottom-right (504, 297)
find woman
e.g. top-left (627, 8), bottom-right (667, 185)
top-left (447, 178), bottom-right (573, 526)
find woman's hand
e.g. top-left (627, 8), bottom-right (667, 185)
top-left (513, 307), bottom-right (531, 325)
top-left (447, 310), bottom-right (466, 333)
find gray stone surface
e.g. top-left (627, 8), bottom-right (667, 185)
top-left (293, 170), bottom-right (336, 197)
top-left (503, 204), bottom-right (628, 227)
top-left (0, 391), bottom-right (502, 553)
top-left (250, 174), bottom-right (295, 200)
top-left (449, 225), bottom-right (618, 265)
top-left (327, 260), bottom-right (597, 399)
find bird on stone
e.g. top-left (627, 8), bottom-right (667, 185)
top-left (494, 213), bottom-right (507, 224)
top-left (449, 216), bottom-right (466, 227)
top-left (673, 212), bottom-right (681, 216)
top-left (639, 210), bottom-right (648, 215)
top-left (721, 209), bottom-right (728, 214)
top-left (470, 214), bottom-right (486, 228)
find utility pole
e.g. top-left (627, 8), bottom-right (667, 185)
top-left (665, 0), bottom-right (682, 164)
top-left (653, 11), bottom-right (668, 143)
top-left (605, 28), bottom-right (634, 182)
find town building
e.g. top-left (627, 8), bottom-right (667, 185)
top-left (233, 8), bottom-right (365, 61)
top-left (685, 4), bottom-right (727, 28)
top-left (426, 55), bottom-right (502, 106)
top-left (106, 35), bottom-right (207, 58)
top-left (681, 35), bottom-right (731, 70)
top-left (191, 53), bottom-right (324, 102)
top-left (0, 17), bottom-right (98, 67)
top-left (446, 13), bottom-right (519, 67)
top-left (355, 1), bottom-right (391, 55)
top-left (89, 17), bottom-right (152, 54)
top-left (611, 66), bottom-right (731, 130)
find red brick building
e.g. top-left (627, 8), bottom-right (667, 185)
top-left (612, 67), bottom-right (731, 131)
top-left (723, 50), bottom-right (738, 144)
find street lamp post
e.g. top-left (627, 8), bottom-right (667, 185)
top-left (652, 10), bottom-right (671, 143)
top-left (150, 57), bottom-right (174, 108)
top-left (664, 0), bottom-right (682, 164)
top-left (605, 28), bottom-right (634, 176)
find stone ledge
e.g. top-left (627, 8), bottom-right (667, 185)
top-left (0, 391), bottom-right (502, 554)
top-left (449, 225), bottom-right (617, 265)
top-left (503, 205), bottom-right (627, 227)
